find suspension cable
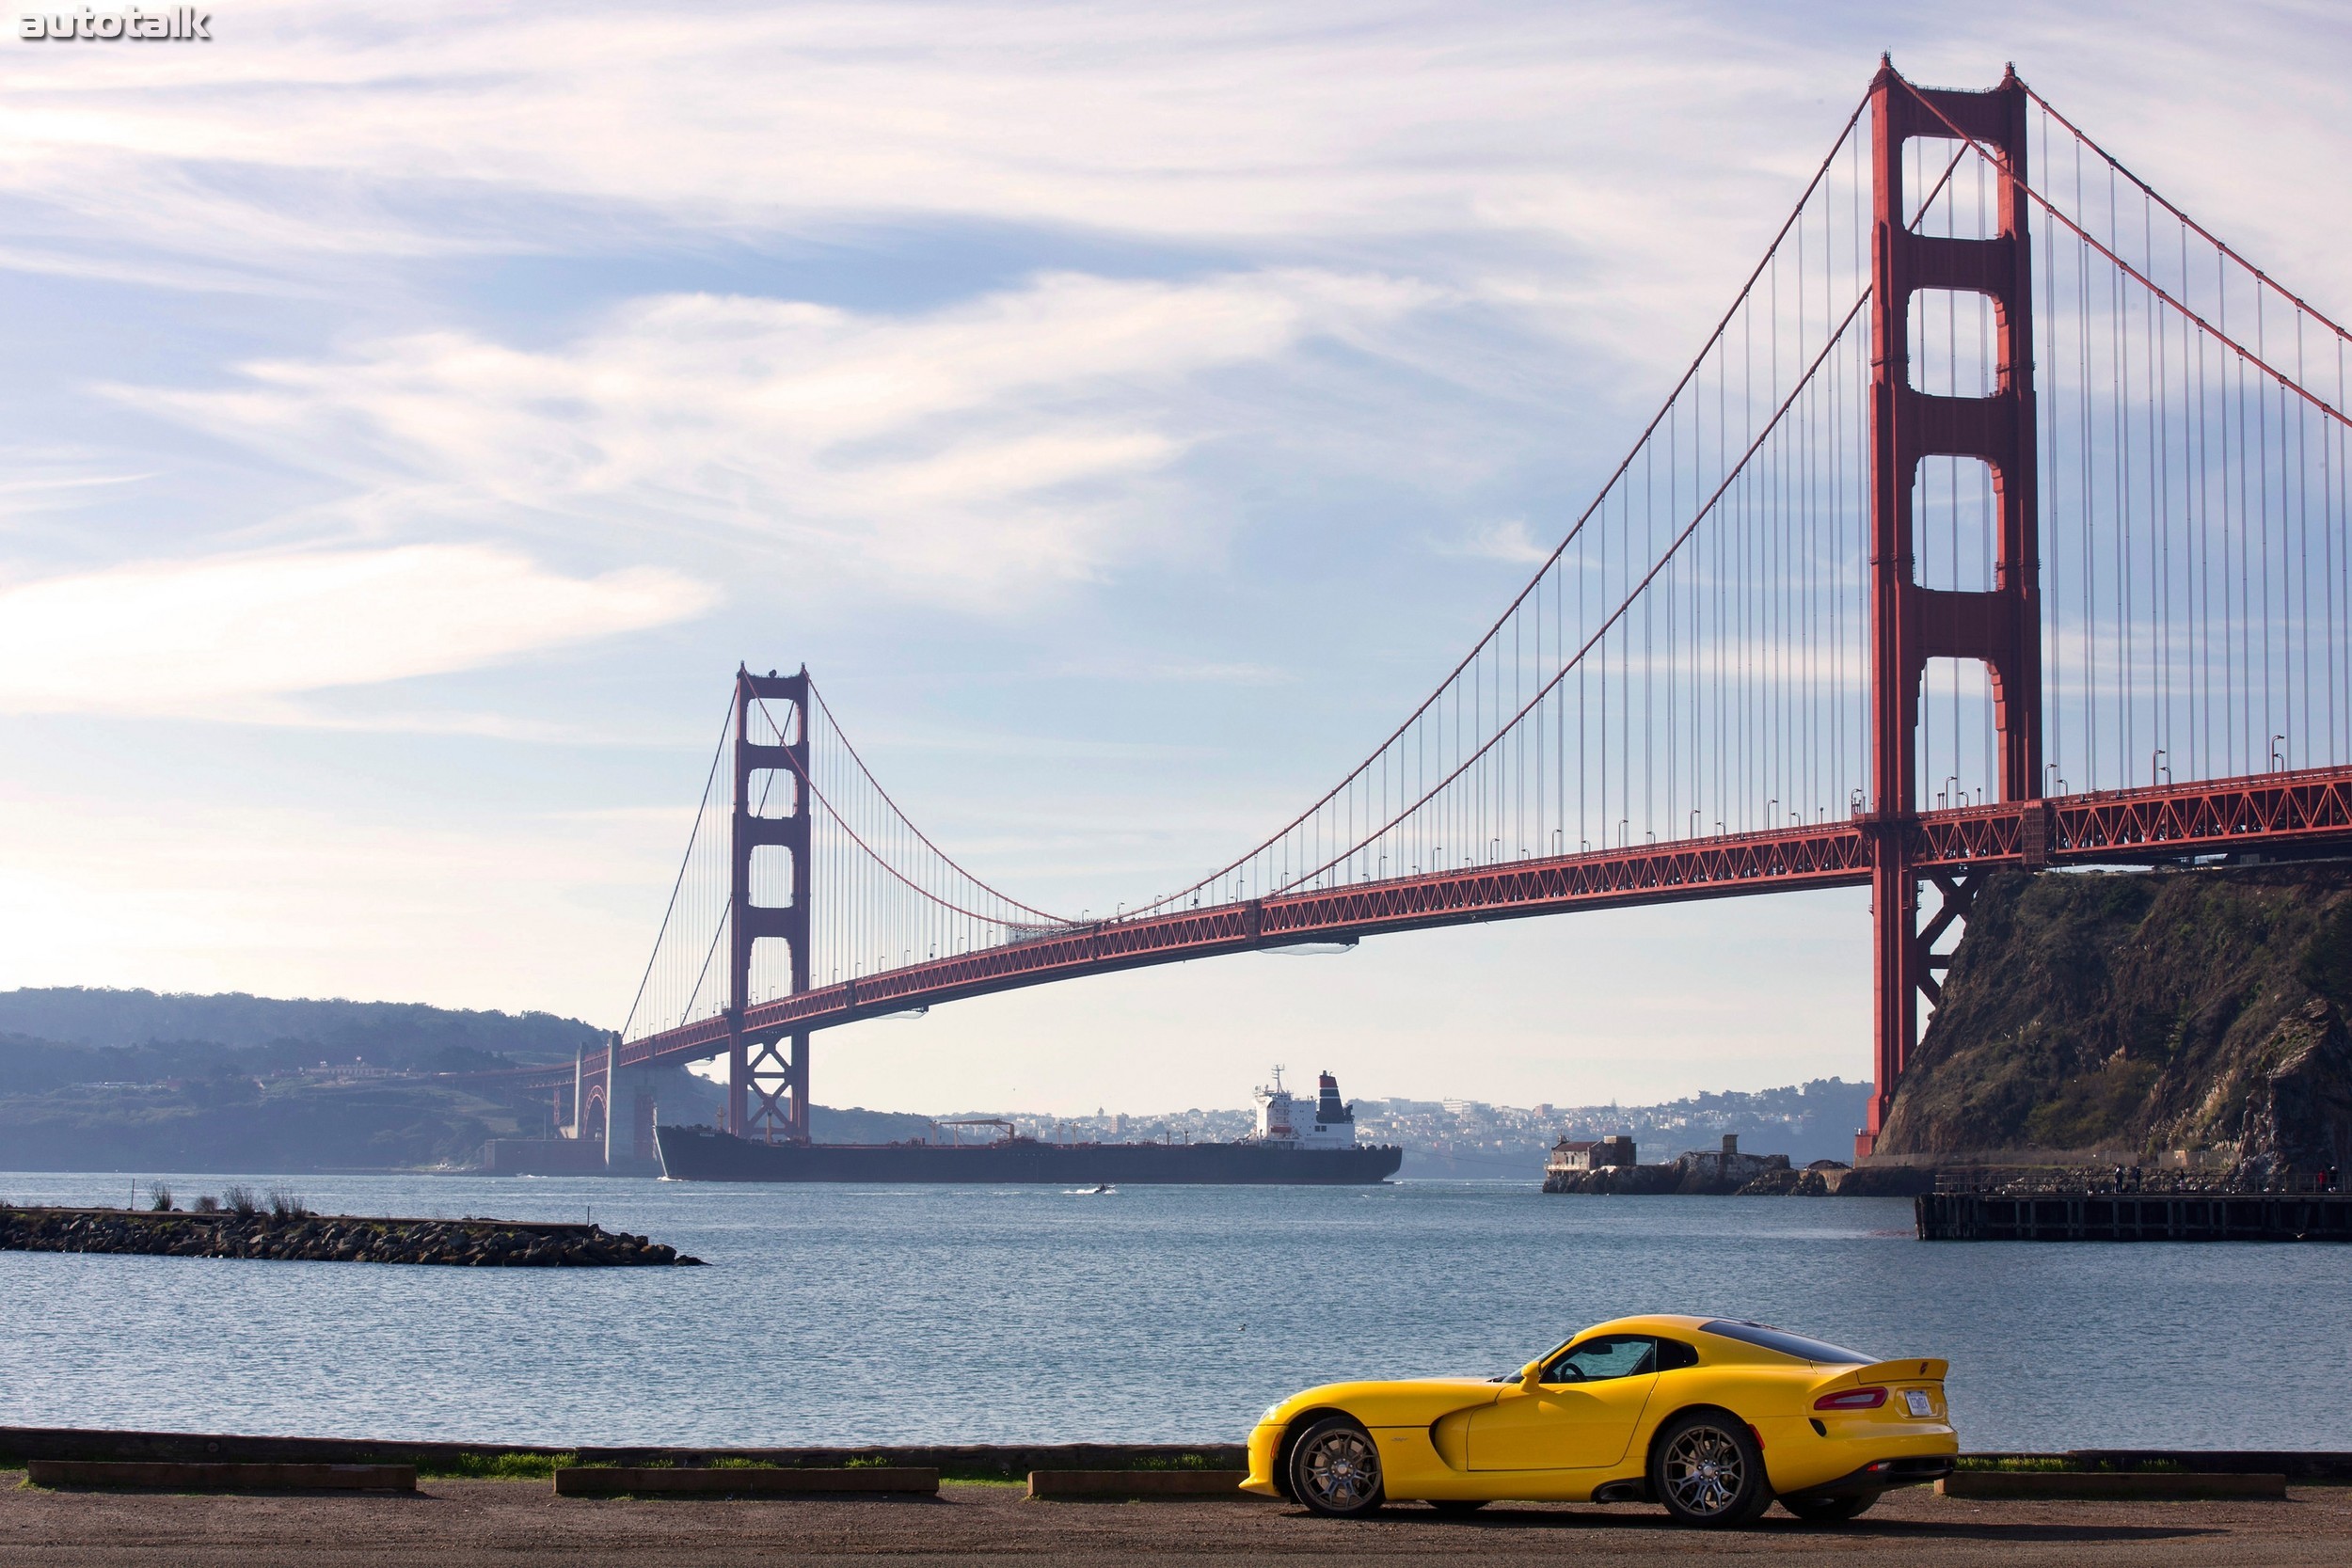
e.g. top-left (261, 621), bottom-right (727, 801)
top-left (618, 693), bottom-right (735, 1040)
top-left (1122, 83), bottom-right (1879, 920)
top-left (2019, 82), bottom-right (2352, 349)
top-left (1903, 78), bottom-right (2352, 434)
top-left (805, 679), bottom-right (1072, 925)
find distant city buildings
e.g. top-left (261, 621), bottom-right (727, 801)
top-left (1549, 1133), bottom-right (1637, 1172)
top-left (972, 1077), bottom-right (1870, 1177)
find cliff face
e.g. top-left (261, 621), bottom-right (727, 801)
top-left (1878, 863), bottom-right (2352, 1172)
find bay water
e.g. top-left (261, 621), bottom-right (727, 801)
top-left (4, 1171), bottom-right (2345, 1453)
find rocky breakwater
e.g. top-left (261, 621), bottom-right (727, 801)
top-left (0, 1206), bottom-right (702, 1266)
top-left (1542, 1132), bottom-right (1938, 1196)
top-left (1544, 1159), bottom-right (1934, 1196)
top-left (1545, 1150), bottom-right (1788, 1195)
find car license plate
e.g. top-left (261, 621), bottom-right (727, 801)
top-left (1903, 1389), bottom-right (1932, 1418)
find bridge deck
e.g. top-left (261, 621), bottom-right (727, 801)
top-left (603, 766), bottom-right (2352, 1072)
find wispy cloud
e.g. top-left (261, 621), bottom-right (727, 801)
top-left (1442, 517), bottom-right (1553, 565)
top-left (0, 450), bottom-right (157, 525)
top-left (5, 6), bottom-right (2340, 344)
top-left (114, 269), bottom-right (1439, 605)
top-left (0, 545), bottom-right (714, 718)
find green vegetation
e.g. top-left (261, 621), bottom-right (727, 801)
top-left (1956, 1456), bottom-right (2186, 1473)
top-left (415, 1450), bottom-right (576, 1481)
top-left (1957, 1456), bottom-right (2068, 1472)
top-left (2023, 1059), bottom-right (2163, 1148)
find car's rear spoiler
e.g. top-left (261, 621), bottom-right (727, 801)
top-left (1812, 1357), bottom-right (1948, 1391)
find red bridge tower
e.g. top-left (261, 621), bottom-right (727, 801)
top-left (728, 666), bottom-right (813, 1142)
top-left (1861, 63), bottom-right (2042, 1158)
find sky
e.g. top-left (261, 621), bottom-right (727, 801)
top-left (2, 1), bottom-right (2347, 1117)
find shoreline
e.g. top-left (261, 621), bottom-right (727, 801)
top-left (4, 1426), bottom-right (2349, 1481)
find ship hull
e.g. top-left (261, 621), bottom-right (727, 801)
top-left (656, 1125), bottom-right (1402, 1184)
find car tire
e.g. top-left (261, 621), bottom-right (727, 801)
top-left (1429, 1499), bottom-right (1487, 1516)
top-left (1649, 1410), bottom-right (1773, 1528)
top-left (1782, 1492), bottom-right (1878, 1524)
top-left (1287, 1416), bottom-right (1385, 1518)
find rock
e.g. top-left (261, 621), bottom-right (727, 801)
top-left (1879, 864), bottom-right (2352, 1171)
top-left (1832, 1164), bottom-right (1937, 1196)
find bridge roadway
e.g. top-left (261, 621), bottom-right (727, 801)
top-left (590, 764), bottom-right (2352, 1076)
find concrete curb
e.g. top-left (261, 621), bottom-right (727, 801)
top-left (0, 1427), bottom-right (1242, 1480)
top-left (553, 1467), bottom-right (937, 1497)
top-left (25, 1461), bottom-right (414, 1493)
top-left (1940, 1471), bottom-right (2288, 1500)
top-left (1025, 1470), bottom-right (1253, 1500)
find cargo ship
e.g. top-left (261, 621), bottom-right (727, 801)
top-left (655, 1069), bottom-right (1402, 1184)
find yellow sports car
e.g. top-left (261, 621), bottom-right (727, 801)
top-left (1243, 1315), bottom-right (1955, 1527)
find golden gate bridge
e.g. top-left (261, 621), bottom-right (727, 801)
top-left (544, 61), bottom-right (2352, 1166)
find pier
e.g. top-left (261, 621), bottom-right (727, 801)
top-left (1916, 1192), bottom-right (2352, 1242)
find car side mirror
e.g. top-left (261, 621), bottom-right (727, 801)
top-left (1519, 1361), bottom-right (1543, 1391)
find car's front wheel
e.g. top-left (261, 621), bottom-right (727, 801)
top-left (1287, 1416), bottom-right (1385, 1518)
top-left (1782, 1492), bottom-right (1878, 1524)
top-left (1649, 1410), bottom-right (1773, 1528)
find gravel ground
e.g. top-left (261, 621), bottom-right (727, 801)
top-left (3, 1475), bottom-right (2348, 1566)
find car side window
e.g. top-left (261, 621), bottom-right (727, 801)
top-left (1655, 1338), bottom-right (1700, 1371)
top-left (1547, 1335), bottom-right (1657, 1384)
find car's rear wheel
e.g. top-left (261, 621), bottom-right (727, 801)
top-left (1649, 1411), bottom-right (1772, 1528)
top-left (1782, 1492), bottom-right (1878, 1524)
top-left (1288, 1416), bottom-right (1385, 1517)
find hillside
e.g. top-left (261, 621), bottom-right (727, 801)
top-left (0, 989), bottom-right (623, 1173)
top-left (0, 1075), bottom-right (541, 1174)
top-left (0, 988), bottom-right (603, 1071)
top-left (1879, 863), bottom-right (2352, 1171)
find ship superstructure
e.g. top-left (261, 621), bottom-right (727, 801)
top-left (1254, 1067), bottom-right (1359, 1148)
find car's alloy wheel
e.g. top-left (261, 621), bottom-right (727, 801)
top-left (1650, 1412), bottom-right (1772, 1528)
top-left (1782, 1492), bottom-right (1877, 1524)
top-left (1288, 1416), bottom-right (1385, 1518)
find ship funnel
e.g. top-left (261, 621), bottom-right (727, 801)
top-left (1315, 1070), bottom-right (1350, 1124)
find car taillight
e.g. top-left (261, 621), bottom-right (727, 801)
top-left (1813, 1387), bottom-right (1888, 1411)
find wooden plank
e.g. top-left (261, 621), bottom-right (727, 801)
top-left (1026, 1470), bottom-right (1253, 1499)
top-left (25, 1461), bottom-right (413, 1492)
top-left (1939, 1471), bottom-right (2286, 1499)
top-left (552, 1466), bottom-right (937, 1497)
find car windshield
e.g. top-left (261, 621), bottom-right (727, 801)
top-left (1699, 1320), bottom-right (1873, 1365)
